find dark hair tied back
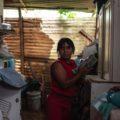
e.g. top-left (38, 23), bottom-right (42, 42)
top-left (57, 38), bottom-right (75, 54)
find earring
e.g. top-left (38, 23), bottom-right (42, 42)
top-left (58, 52), bottom-right (60, 58)
top-left (71, 53), bottom-right (74, 57)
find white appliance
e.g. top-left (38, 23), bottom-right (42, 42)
top-left (84, 0), bottom-right (120, 119)
top-left (84, 76), bottom-right (120, 120)
top-left (98, 0), bottom-right (120, 82)
top-left (0, 82), bottom-right (21, 120)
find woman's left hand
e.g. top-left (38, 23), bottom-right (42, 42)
top-left (78, 64), bottom-right (93, 76)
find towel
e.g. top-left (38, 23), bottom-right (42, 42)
top-left (93, 92), bottom-right (118, 120)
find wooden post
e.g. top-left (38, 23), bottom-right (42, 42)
top-left (0, 15), bottom-right (3, 22)
top-left (0, 0), bottom-right (3, 23)
top-left (95, 14), bottom-right (99, 40)
top-left (18, 8), bottom-right (24, 74)
top-left (42, 75), bottom-right (45, 106)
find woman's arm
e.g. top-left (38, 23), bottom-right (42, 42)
top-left (52, 62), bottom-right (92, 90)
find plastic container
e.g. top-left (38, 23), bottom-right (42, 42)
top-left (27, 91), bottom-right (41, 111)
top-left (0, 23), bottom-right (11, 30)
top-left (93, 0), bottom-right (108, 13)
top-left (107, 91), bottom-right (120, 107)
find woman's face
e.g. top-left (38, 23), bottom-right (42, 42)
top-left (59, 42), bottom-right (73, 60)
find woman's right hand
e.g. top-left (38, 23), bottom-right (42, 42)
top-left (78, 64), bottom-right (93, 76)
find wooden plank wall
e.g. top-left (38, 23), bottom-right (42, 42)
top-left (23, 18), bottom-right (55, 59)
top-left (3, 17), bottom-right (96, 100)
top-left (23, 18), bottom-right (55, 97)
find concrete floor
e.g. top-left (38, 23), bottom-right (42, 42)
top-left (21, 107), bottom-right (46, 120)
top-left (21, 105), bottom-right (89, 120)
top-left (21, 105), bottom-right (81, 120)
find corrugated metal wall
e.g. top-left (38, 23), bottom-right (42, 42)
top-left (3, 17), bottom-right (96, 99)
top-left (40, 17), bottom-right (96, 59)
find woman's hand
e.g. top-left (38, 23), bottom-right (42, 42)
top-left (78, 64), bottom-right (93, 76)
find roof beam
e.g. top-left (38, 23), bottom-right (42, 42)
top-left (19, 0), bottom-right (27, 13)
top-left (92, 10), bottom-right (96, 17)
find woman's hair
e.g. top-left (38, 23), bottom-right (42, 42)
top-left (57, 38), bottom-right (75, 53)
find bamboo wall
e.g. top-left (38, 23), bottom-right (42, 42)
top-left (3, 17), bottom-right (96, 101)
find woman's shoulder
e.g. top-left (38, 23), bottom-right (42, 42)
top-left (51, 59), bottom-right (65, 69)
top-left (56, 58), bottom-right (62, 62)
top-left (51, 60), bottom-right (65, 74)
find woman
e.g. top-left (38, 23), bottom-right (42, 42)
top-left (46, 38), bottom-right (93, 120)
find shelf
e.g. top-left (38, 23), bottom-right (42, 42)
top-left (0, 29), bottom-right (16, 35)
top-left (85, 75), bottom-right (109, 84)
